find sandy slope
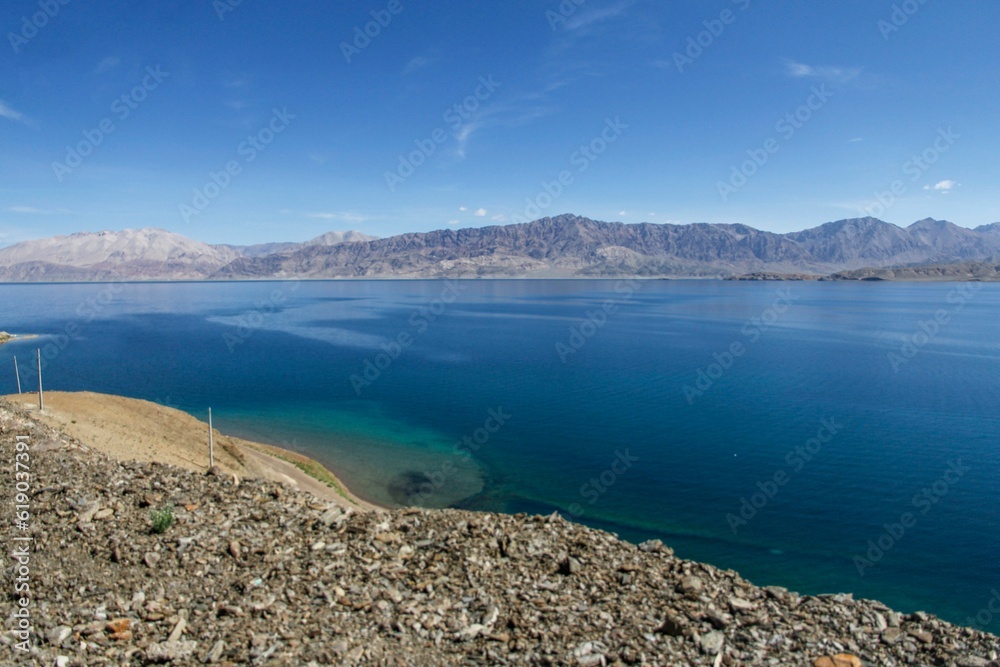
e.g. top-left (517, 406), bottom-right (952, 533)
top-left (2, 391), bottom-right (379, 512)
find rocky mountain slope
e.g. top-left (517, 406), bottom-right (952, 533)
top-left (3, 216), bottom-right (999, 282)
top-left (209, 215), bottom-right (1000, 279)
top-left (2, 399), bottom-right (998, 666)
top-left (0, 228), bottom-right (375, 282)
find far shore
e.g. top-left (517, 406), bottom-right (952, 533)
top-left (0, 332), bottom-right (39, 345)
top-left (1, 391), bottom-right (383, 513)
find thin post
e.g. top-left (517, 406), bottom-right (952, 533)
top-left (36, 349), bottom-right (43, 412)
top-left (13, 356), bottom-right (21, 395)
top-left (208, 408), bottom-right (215, 468)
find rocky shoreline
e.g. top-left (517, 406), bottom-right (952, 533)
top-left (2, 399), bottom-right (998, 666)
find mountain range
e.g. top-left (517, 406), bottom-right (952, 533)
top-left (1, 215), bottom-right (998, 282)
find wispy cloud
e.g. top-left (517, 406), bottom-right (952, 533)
top-left (458, 206), bottom-right (468, 212)
top-left (0, 101), bottom-right (31, 126)
top-left (6, 206), bottom-right (70, 215)
top-left (403, 55), bottom-right (436, 75)
top-left (447, 219), bottom-right (461, 226)
top-left (303, 211), bottom-right (368, 223)
top-left (94, 56), bottom-right (121, 75)
top-left (564, 2), bottom-right (631, 33)
top-left (924, 180), bottom-right (959, 193)
top-left (474, 208), bottom-right (487, 217)
top-left (785, 60), bottom-right (862, 84)
top-left (492, 214), bottom-right (507, 222)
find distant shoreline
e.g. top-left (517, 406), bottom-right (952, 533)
top-left (0, 332), bottom-right (39, 345)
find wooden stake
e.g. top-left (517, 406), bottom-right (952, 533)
top-left (36, 349), bottom-right (43, 412)
top-left (13, 356), bottom-right (21, 395)
top-left (208, 408), bottom-right (215, 469)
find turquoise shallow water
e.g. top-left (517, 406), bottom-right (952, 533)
top-left (1, 279), bottom-right (998, 631)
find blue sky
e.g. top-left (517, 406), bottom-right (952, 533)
top-left (1, 0), bottom-right (997, 246)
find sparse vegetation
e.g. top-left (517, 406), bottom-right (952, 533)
top-left (149, 504), bottom-right (175, 534)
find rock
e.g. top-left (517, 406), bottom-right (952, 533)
top-left (228, 540), bottom-right (241, 560)
top-left (655, 615), bottom-right (687, 637)
top-left (559, 556), bottom-right (583, 575)
top-left (204, 639), bottom-right (226, 663)
top-left (93, 507), bottom-right (115, 520)
top-left (456, 624), bottom-right (486, 641)
top-left (55, 657), bottom-right (70, 667)
top-left (145, 640), bottom-right (198, 663)
top-left (700, 630), bottom-right (724, 655)
top-left (814, 654), bottom-right (862, 667)
top-left (881, 627), bottom-right (903, 644)
top-left (47, 625), bottom-right (72, 646)
top-left (143, 552), bottom-right (161, 568)
top-left (909, 629), bottom-right (933, 643)
top-left (679, 575), bottom-right (704, 596)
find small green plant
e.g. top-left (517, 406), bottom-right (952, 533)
top-left (149, 505), bottom-right (175, 534)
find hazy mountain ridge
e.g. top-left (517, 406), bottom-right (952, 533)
top-left (0, 228), bottom-right (376, 281)
top-left (214, 214), bottom-right (1000, 280)
top-left (2, 216), bottom-right (999, 281)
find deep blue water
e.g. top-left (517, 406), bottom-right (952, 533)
top-left (1, 280), bottom-right (998, 632)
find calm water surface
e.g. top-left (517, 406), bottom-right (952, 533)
top-left (1, 280), bottom-right (997, 631)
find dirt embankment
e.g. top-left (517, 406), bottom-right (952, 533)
top-left (2, 391), bottom-right (378, 512)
